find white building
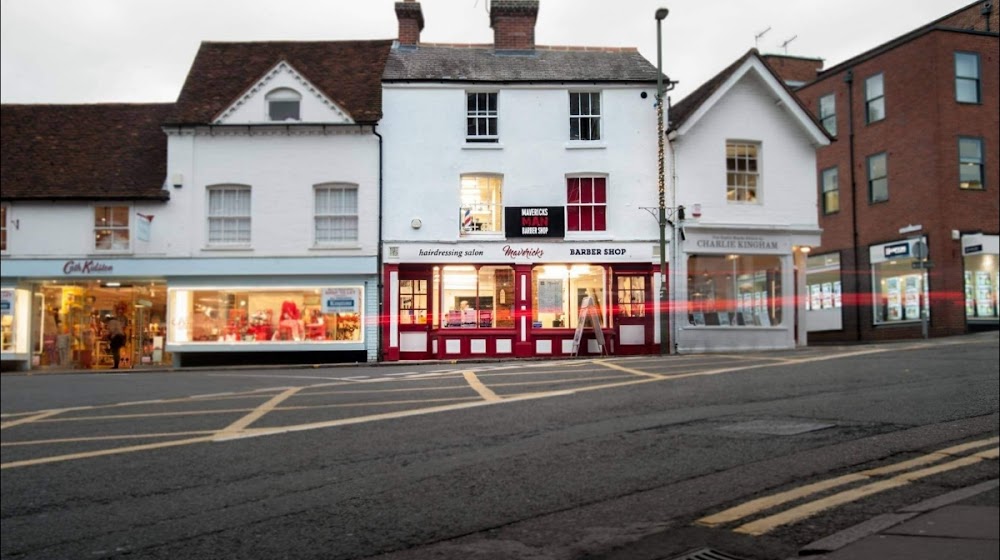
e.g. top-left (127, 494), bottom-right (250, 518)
top-left (1, 40), bottom-right (392, 370)
top-left (666, 49), bottom-right (832, 352)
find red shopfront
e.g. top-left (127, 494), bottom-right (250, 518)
top-left (382, 242), bottom-right (659, 361)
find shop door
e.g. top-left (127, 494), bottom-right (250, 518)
top-left (614, 274), bottom-right (652, 354)
top-left (398, 274), bottom-right (433, 359)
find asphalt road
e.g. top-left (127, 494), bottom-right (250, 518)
top-left (2, 333), bottom-right (998, 560)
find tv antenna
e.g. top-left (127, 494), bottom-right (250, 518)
top-left (754, 26), bottom-right (771, 49)
top-left (780, 35), bottom-right (798, 54)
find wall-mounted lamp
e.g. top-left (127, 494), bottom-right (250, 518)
top-left (410, 218), bottom-right (423, 229)
top-left (171, 173), bottom-right (184, 188)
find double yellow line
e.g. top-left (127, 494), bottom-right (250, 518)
top-left (696, 436), bottom-right (999, 536)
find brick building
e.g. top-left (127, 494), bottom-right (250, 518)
top-left (784, 1), bottom-right (999, 342)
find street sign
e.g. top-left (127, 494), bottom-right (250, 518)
top-left (913, 240), bottom-right (928, 259)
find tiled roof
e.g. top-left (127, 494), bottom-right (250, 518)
top-left (1, 103), bottom-right (172, 201)
top-left (168, 40), bottom-right (394, 124)
top-left (384, 44), bottom-right (660, 82)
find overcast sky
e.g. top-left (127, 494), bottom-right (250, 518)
top-left (0, 0), bottom-right (973, 105)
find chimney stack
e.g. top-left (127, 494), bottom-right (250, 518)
top-left (395, 0), bottom-right (424, 46)
top-left (490, 0), bottom-right (539, 51)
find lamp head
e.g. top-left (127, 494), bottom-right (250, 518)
top-left (655, 7), bottom-right (669, 20)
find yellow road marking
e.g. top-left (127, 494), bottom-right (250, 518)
top-left (698, 436), bottom-right (999, 528)
top-left (734, 449), bottom-right (997, 535)
top-left (463, 371), bottom-right (501, 402)
top-left (1, 436), bottom-right (215, 470)
top-left (0, 409), bottom-right (66, 430)
top-left (594, 360), bottom-right (666, 379)
top-left (216, 387), bottom-right (302, 436)
top-left (1, 430), bottom-right (220, 446)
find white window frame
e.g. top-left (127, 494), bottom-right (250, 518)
top-left (314, 183), bottom-right (359, 245)
top-left (566, 175), bottom-right (608, 233)
top-left (207, 185), bottom-right (252, 246)
top-left (726, 141), bottom-right (761, 204)
top-left (819, 93), bottom-right (836, 136)
top-left (459, 174), bottom-right (503, 236)
top-left (569, 91), bottom-right (602, 141)
top-left (266, 87), bottom-right (302, 122)
top-left (93, 204), bottom-right (131, 253)
top-left (466, 92), bottom-right (498, 143)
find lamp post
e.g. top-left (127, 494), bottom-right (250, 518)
top-left (655, 7), bottom-right (669, 355)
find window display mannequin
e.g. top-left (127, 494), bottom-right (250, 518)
top-left (278, 300), bottom-right (303, 340)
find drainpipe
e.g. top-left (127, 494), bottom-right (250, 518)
top-left (373, 125), bottom-right (385, 361)
top-left (844, 68), bottom-right (862, 342)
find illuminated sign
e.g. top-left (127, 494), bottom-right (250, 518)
top-left (504, 207), bottom-right (565, 238)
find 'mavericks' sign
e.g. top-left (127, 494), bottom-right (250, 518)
top-left (504, 207), bottom-right (565, 238)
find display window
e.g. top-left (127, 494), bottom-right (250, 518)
top-left (168, 287), bottom-right (363, 343)
top-left (873, 261), bottom-right (928, 324)
top-left (438, 265), bottom-right (515, 328)
top-left (805, 253), bottom-right (843, 332)
top-left (531, 264), bottom-right (606, 329)
top-left (687, 254), bottom-right (783, 327)
top-left (964, 254), bottom-right (998, 321)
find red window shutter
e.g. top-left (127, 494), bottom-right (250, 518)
top-left (581, 206), bottom-right (593, 231)
top-left (568, 206), bottom-right (580, 231)
top-left (567, 178), bottom-right (580, 203)
top-left (594, 206), bottom-right (606, 231)
top-left (595, 178), bottom-right (606, 203)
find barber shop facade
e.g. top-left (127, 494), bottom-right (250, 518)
top-left (382, 215), bottom-right (658, 361)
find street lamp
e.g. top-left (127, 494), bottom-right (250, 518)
top-left (655, 7), bottom-right (669, 354)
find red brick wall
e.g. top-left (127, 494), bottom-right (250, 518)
top-left (762, 55), bottom-right (823, 85)
top-left (490, 0), bottom-right (538, 51)
top-left (939, 1), bottom-right (999, 32)
top-left (395, 1), bottom-right (424, 46)
top-left (795, 24), bottom-right (999, 342)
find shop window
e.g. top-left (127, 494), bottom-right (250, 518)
top-left (819, 94), bottom-right (836, 136)
top-left (867, 152), bottom-right (888, 203)
top-left (207, 185), bottom-right (251, 245)
top-left (466, 92), bottom-right (498, 143)
top-left (726, 142), bottom-right (760, 203)
top-left (1, 288), bottom-right (14, 351)
top-left (873, 259), bottom-right (928, 325)
top-left (805, 252), bottom-right (843, 332)
top-left (266, 88), bottom-right (301, 121)
top-left (616, 276), bottom-right (646, 318)
top-left (821, 167), bottom-right (839, 214)
top-left (959, 137), bottom-right (984, 190)
top-left (865, 73), bottom-right (885, 123)
top-left (531, 265), bottom-right (606, 329)
top-left (439, 266), bottom-right (514, 328)
top-left (964, 253), bottom-right (998, 321)
top-left (569, 92), bottom-right (601, 141)
top-left (460, 174), bottom-right (503, 235)
top-left (1, 204), bottom-right (7, 252)
top-left (567, 176), bottom-right (607, 232)
top-left (400, 279), bottom-right (428, 325)
top-left (687, 254), bottom-right (782, 327)
top-left (315, 183), bottom-right (359, 243)
top-left (94, 205), bottom-right (130, 252)
top-left (955, 52), bottom-right (981, 104)
top-left (168, 287), bottom-right (362, 343)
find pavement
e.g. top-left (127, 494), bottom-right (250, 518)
top-left (785, 478), bottom-right (999, 560)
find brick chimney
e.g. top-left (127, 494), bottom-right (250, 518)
top-left (490, 0), bottom-right (539, 51)
top-left (395, 0), bottom-right (424, 46)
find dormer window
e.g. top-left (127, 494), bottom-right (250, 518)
top-left (266, 88), bottom-right (301, 121)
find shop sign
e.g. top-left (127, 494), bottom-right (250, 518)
top-left (692, 234), bottom-right (781, 251)
top-left (322, 288), bottom-right (359, 314)
top-left (883, 243), bottom-right (910, 258)
top-left (62, 260), bottom-right (114, 275)
top-left (504, 207), bottom-right (565, 238)
top-left (964, 244), bottom-right (983, 255)
top-left (0, 290), bottom-right (13, 316)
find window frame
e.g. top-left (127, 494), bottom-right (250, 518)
top-left (726, 141), bottom-right (761, 204)
top-left (864, 73), bottom-right (885, 124)
top-left (466, 91), bottom-right (499, 143)
top-left (958, 136), bottom-right (985, 190)
top-left (954, 52), bottom-right (981, 104)
top-left (569, 91), bottom-right (602, 141)
top-left (867, 152), bottom-right (889, 203)
top-left (93, 204), bottom-right (131, 253)
top-left (0, 204), bottom-right (7, 252)
top-left (266, 87), bottom-right (302, 122)
top-left (459, 174), bottom-right (504, 236)
top-left (314, 183), bottom-right (360, 245)
top-left (821, 166), bottom-right (840, 215)
top-left (819, 93), bottom-right (837, 136)
top-left (206, 185), bottom-right (252, 246)
top-left (566, 175), bottom-right (608, 233)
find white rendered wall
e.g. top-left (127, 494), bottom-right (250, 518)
top-left (669, 71), bottom-right (820, 231)
top-left (381, 85), bottom-right (660, 243)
